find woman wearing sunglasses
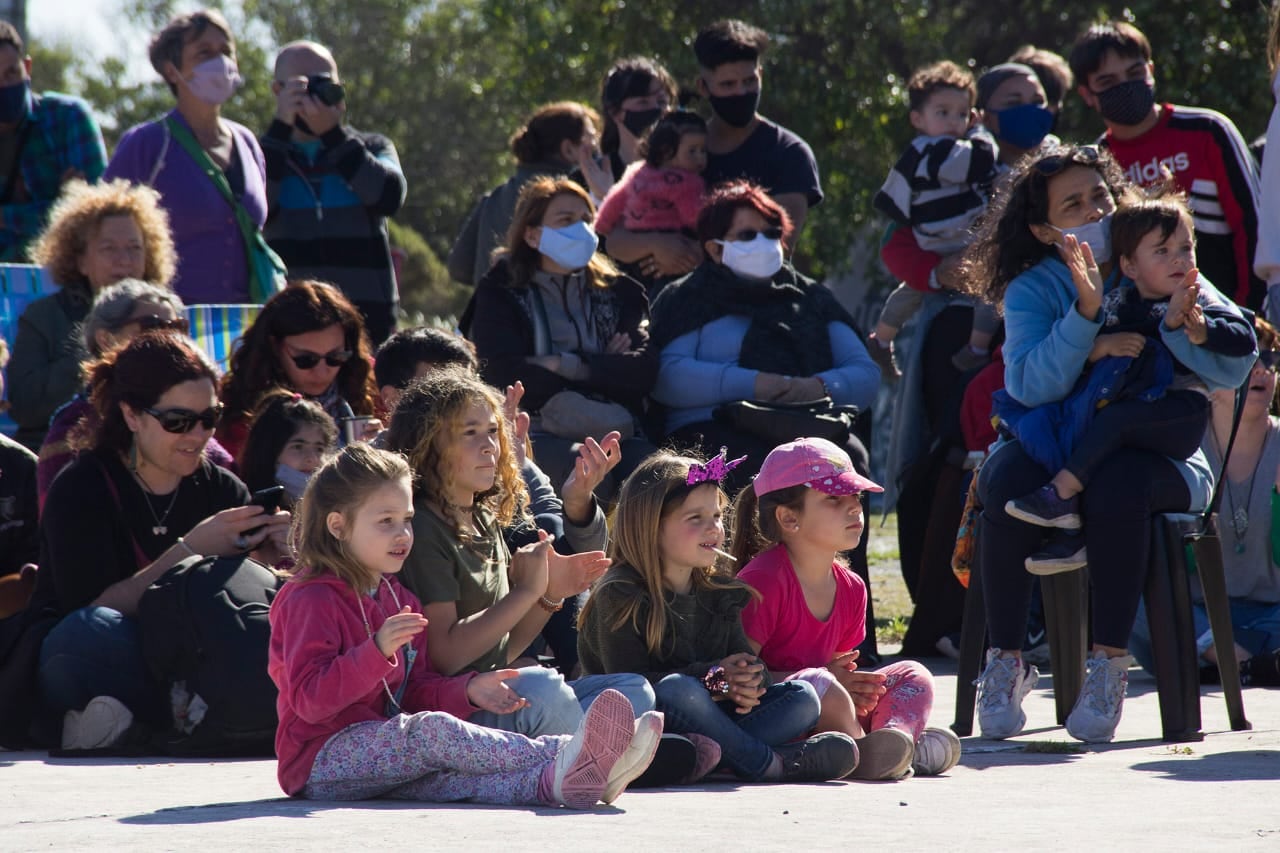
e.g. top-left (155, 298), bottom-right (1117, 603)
top-left (8, 179), bottom-right (175, 451)
top-left (467, 176), bottom-right (656, 497)
top-left (649, 180), bottom-right (879, 495)
top-left (961, 144), bottom-right (1255, 743)
top-left (36, 280), bottom-right (237, 508)
top-left (1131, 316), bottom-right (1280, 687)
top-left (32, 331), bottom-right (291, 749)
top-left (217, 280), bottom-right (380, 462)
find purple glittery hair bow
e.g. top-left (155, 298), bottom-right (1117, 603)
top-left (686, 447), bottom-right (747, 486)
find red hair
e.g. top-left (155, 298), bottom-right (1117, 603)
top-left (695, 180), bottom-right (793, 245)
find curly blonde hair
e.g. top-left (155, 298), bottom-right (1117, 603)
top-left (383, 366), bottom-right (528, 545)
top-left (30, 179), bottom-right (176, 300)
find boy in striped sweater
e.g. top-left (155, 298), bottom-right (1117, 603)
top-left (872, 61), bottom-right (1002, 378)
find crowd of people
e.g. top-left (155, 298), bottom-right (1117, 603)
top-left (1, 7), bottom-right (1279, 811)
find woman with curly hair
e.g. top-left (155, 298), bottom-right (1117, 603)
top-left (962, 144), bottom-right (1254, 744)
top-left (8, 179), bottom-right (175, 449)
top-left (382, 366), bottom-right (655, 739)
top-left (216, 280), bottom-right (379, 461)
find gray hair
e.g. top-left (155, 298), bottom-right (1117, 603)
top-left (82, 279), bottom-right (186, 356)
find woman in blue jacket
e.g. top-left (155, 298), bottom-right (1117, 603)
top-left (961, 145), bottom-right (1255, 744)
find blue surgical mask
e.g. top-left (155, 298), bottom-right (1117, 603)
top-left (717, 234), bottom-right (785, 280)
top-left (275, 462), bottom-right (313, 503)
top-left (991, 103), bottom-right (1054, 150)
top-left (0, 79), bottom-right (30, 124)
top-left (1052, 212), bottom-right (1114, 264)
top-left (537, 221), bottom-right (599, 270)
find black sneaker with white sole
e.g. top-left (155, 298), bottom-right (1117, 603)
top-left (1024, 530), bottom-right (1087, 575)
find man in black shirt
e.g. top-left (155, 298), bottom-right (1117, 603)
top-left (694, 19), bottom-right (822, 246)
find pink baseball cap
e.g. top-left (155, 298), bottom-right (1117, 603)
top-left (753, 437), bottom-right (884, 497)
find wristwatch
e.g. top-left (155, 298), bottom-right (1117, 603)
top-left (702, 665), bottom-right (731, 696)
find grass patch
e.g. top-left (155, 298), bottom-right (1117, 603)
top-left (1022, 741), bottom-right (1087, 754)
top-left (867, 512), bottom-right (914, 648)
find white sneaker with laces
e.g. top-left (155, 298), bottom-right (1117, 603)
top-left (1066, 652), bottom-right (1133, 743)
top-left (975, 649), bottom-right (1039, 739)
top-left (912, 727), bottom-right (962, 775)
top-left (61, 696), bottom-right (134, 750)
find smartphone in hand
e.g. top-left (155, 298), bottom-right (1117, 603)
top-left (244, 485), bottom-right (286, 538)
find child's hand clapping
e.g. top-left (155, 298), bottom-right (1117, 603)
top-left (375, 606), bottom-right (427, 658)
top-left (1184, 303), bottom-right (1208, 345)
top-left (1164, 268), bottom-right (1201, 330)
top-left (545, 547), bottom-right (611, 601)
top-left (509, 533), bottom-right (553, 597)
top-left (466, 668), bottom-right (531, 715)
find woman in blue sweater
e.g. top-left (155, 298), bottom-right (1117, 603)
top-left (961, 145), bottom-right (1255, 743)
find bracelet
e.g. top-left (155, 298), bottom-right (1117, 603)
top-left (702, 665), bottom-right (730, 696)
top-left (176, 537), bottom-right (198, 558)
top-left (537, 595), bottom-right (564, 613)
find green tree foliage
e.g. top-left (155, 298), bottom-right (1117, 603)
top-left (45, 0), bottom-right (1278, 294)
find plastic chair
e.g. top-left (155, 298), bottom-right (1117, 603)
top-left (952, 512), bottom-right (1251, 742)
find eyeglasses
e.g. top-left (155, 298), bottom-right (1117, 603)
top-left (285, 347), bottom-right (354, 370)
top-left (1033, 145), bottom-right (1101, 177)
top-left (728, 227), bottom-right (784, 242)
top-left (124, 314), bottom-right (189, 334)
top-left (1257, 350), bottom-right (1280, 372)
top-left (143, 404), bottom-right (224, 434)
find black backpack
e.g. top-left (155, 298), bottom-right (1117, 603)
top-left (137, 555), bottom-right (282, 756)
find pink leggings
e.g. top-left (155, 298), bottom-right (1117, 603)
top-left (790, 660), bottom-right (934, 742)
top-left (304, 710), bottom-right (568, 804)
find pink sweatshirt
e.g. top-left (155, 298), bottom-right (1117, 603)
top-left (268, 569), bottom-right (477, 795)
top-left (595, 162), bottom-right (705, 235)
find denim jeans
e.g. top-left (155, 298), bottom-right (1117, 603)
top-left (38, 605), bottom-right (167, 725)
top-left (654, 674), bottom-right (821, 780)
top-left (469, 666), bottom-right (655, 737)
top-left (1129, 597), bottom-right (1280, 674)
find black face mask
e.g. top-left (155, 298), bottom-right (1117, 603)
top-left (1093, 78), bottom-right (1156, 127)
top-left (708, 90), bottom-right (760, 128)
top-left (621, 107), bottom-right (662, 137)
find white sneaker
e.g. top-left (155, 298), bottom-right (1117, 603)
top-left (61, 696), bottom-right (133, 750)
top-left (1066, 652), bottom-right (1133, 743)
top-left (912, 726), bottom-right (962, 775)
top-left (601, 710), bottom-right (663, 804)
top-left (976, 649), bottom-right (1039, 739)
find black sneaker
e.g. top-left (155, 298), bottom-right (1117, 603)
top-left (1024, 530), bottom-right (1087, 575)
top-left (1006, 484), bottom-right (1082, 530)
top-left (1242, 648), bottom-right (1280, 686)
top-left (629, 733), bottom-right (697, 788)
top-left (775, 732), bottom-right (859, 782)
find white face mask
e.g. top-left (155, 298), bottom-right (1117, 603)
top-left (717, 234), bottom-right (784, 280)
top-left (185, 55), bottom-right (243, 106)
top-left (1051, 213), bottom-right (1114, 264)
top-left (537, 221), bottom-right (599, 270)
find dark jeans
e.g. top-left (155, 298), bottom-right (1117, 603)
top-left (654, 674), bottom-right (821, 780)
top-left (977, 440), bottom-right (1191, 650)
top-left (38, 606), bottom-right (168, 726)
top-left (1066, 389), bottom-right (1209, 488)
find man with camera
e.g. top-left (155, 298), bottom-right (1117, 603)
top-left (262, 41), bottom-right (407, 344)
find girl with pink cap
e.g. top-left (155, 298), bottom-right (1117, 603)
top-left (732, 437), bottom-right (960, 779)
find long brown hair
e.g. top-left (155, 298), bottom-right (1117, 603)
top-left (289, 443), bottom-right (413, 593)
top-left (501, 177), bottom-right (618, 288)
top-left (728, 482), bottom-right (808, 567)
top-left (579, 451), bottom-right (750, 657)
top-left (220, 280), bottom-right (377, 421)
top-left (383, 366), bottom-right (527, 545)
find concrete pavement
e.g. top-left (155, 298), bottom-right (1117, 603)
top-left (3, 659), bottom-right (1279, 851)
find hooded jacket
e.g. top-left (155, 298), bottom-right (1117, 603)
top-left (268, 569), bottom-right (477, 795)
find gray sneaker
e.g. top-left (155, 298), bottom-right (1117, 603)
top-left (1066, 652), bottom-right (1133, 743)
top-left (912, 726), bottom-right (962, 776)
top-left (775, 732), bottom-right (860, 782)
top-left (976, 649), bottom-right (1039, 739)
top-left (62, 695), bottom-right (134, 750)
top-left (848, 728), bottom-right (915, 780)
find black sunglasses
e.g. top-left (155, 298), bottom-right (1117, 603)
top-left (143, 404), bottom-right (224, 434)
top-left (1033, 145), bottom-right (1101, 177)
top-left (286, 348), bottom-right (354, 370)
top-left (126, 314), bottom-right (189, 334)
top-left (729, 227), bottom-right (784, 242)
top-left (1258, 350), bottom-right (1280, 372)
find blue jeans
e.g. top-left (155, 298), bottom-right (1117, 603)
top-left (1130, 597), bottom-right (1280, 674)
top-left (654, 674), bottom-right (820, 780)
top-left (469, 666), bottom-right (655, 736)
top-left (38, 606), bottom-right (167, 725)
